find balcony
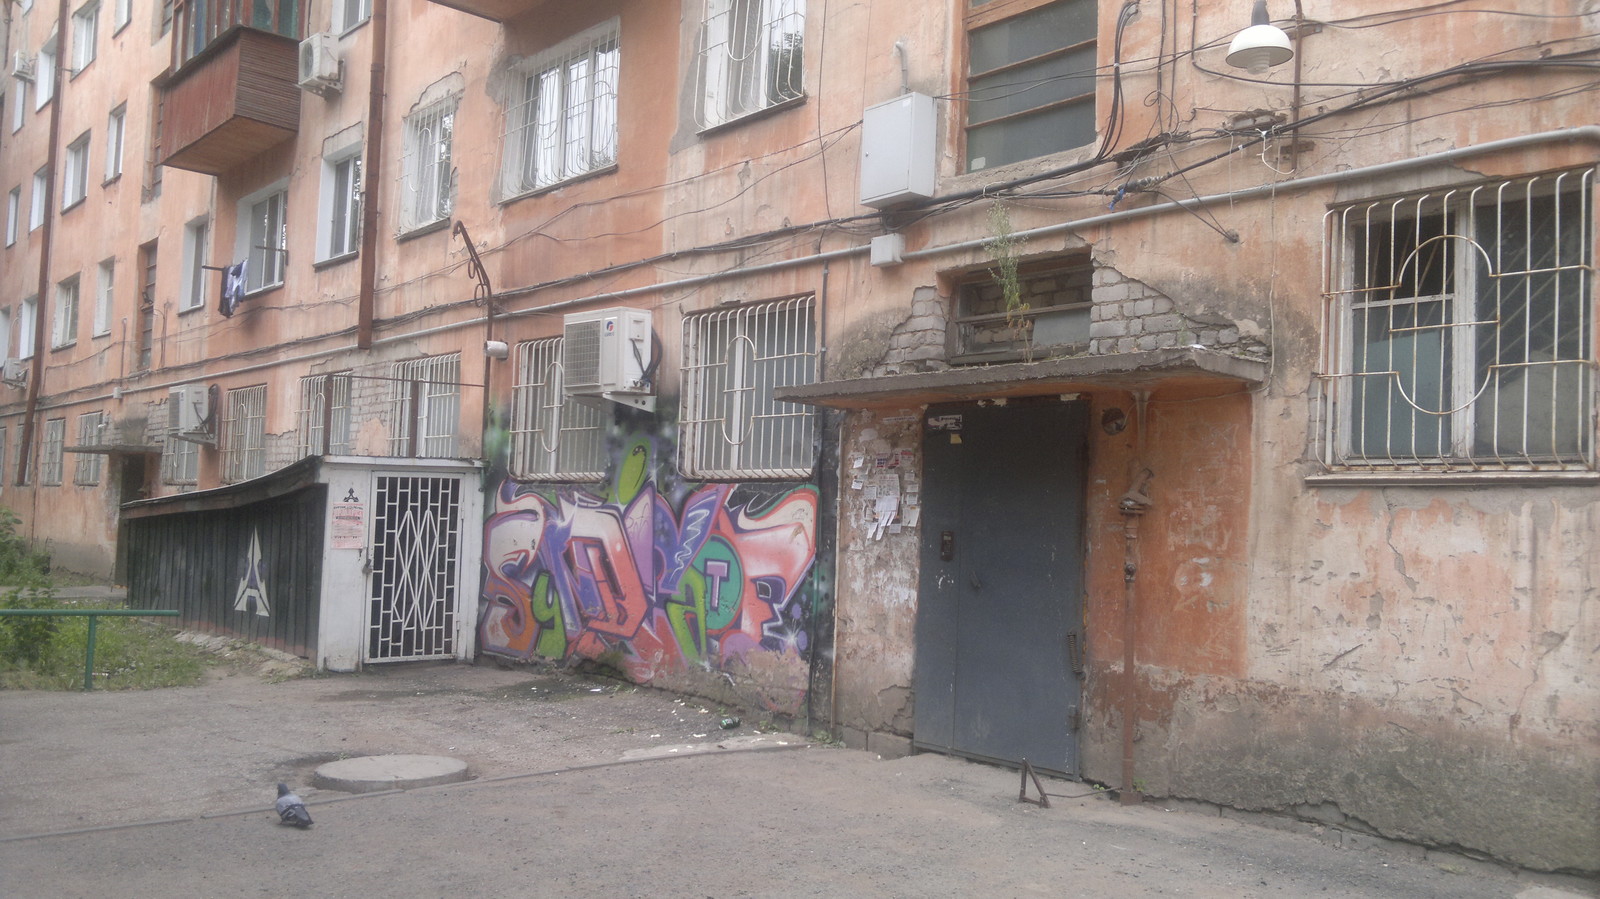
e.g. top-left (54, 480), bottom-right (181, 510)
top-left (424, 0), bottom-right (554, 24)
top-left (156, 0), bottom-right (300, 176)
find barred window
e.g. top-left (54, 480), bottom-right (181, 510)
top-left (161, 432), bottom-right (198, 485)
top-left (40, 417), bottom-right (66, 485)
top-left (298, 372), bottom-right (352, 456)
top-left (680, 296), bottom-right (817, 479)
top-left (73, 411), bottom-right (104, 485)
top-left (694, 0), bottom-right (804, 130)
top-left (510, 338), bottom-right (605, 480)
top-left (1319, 168), bottom-right (1596, 472)
top-left (504, 21), bottom-right (618, 196)
top-left (400, 99), bottom-right (456, 232)
top-left (222, 384), bottom-right (267, 483)
top-left (391, 354), bottom-right (460, 458)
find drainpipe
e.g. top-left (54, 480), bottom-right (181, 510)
top-left (355, 0), bottom-right (389, 349)
top-left (1116, 391), bottom-right (1153, 804)
top-left (17, 0), bottom-right (72, 492)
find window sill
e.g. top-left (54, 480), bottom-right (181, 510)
top-left (177, 301), bottom-right (207, 315)
top-left (102, 173), bottom-right (122, 188)
top-left (61, 197), bottom-right (86, 214)
top-left (50, 341), bottom-right (76, 352)
top-left (337, 17), bottom-right (370, 38)
top-left (501, 163), bottom-right (618, 205)
top-left (396, 218), bottom-right (451, 242)
top-left (1306, 469), bottom-right (1599, 488)
top-left (313, 251), bottom-right (358, 271)
top-left (244, 283), bottom-right (283, 301)
top-left (945, 141), bottom-right (1099, 193)
top-left (695, 94), bottom-right (807, 138)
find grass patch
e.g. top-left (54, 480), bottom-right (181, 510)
top-left (0, 594), bottom-right (212, 690)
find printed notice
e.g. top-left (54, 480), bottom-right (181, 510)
top-left (331, 503), bottom-right (365, 549)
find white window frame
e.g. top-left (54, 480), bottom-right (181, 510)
top-left (105, 104), bottom-right (126, 180)
top-left (400, 98), bottom-right (456, 233)
top-left (36, 35), bottom-right (57, 110)
top-left (1319, 167), bottom-right (1596, 473)
top-left (40, 418), bottom-right (66, 486)
top-left (71, 1), bottom-right (99, 73)
top-left (5, 187), bottom-right (18, 246)
top-left (181, 216), bottom-right (209, 310)
top-left (510, 338), bottom-right (606, 480)
top-left (10, 80), bottom-right (24, 133)
top-left (52, 275), bottom-right (79, 349)
top-left (30, 167), bottom-right (48, 230)
top-left (317, 148), bottom-right (361, 262)
top-left (73, 411), bottom-right (104, 485)
top-left (503, 19), bottom-right (619, 197)
top-left (93, 258), bottom-right (114, 337)
top-left (238, 183), bottom-right (287, 292)
top-left (18, 296), bottom-right (37, 359)
top-left (390, 354), bottom-right (460, 458)
top-left (333, 0), bottom-right (370, 33)
top-left (0, 310), bottom-right (11, 362)
top-left (695, 0), bottom-right (805, 131)
top-left (113, 0), bottom-right (131, 32)
top-left (0, 426), bottom-right (8, 495)
top-left (63, 132), bottom-right (90, 208)
top-left (680, 295), bottom-right (817, 479)
top-left (222, 384), bottom-right (267, 483)
top-left (297, 372), bottom-right (353, 456)
top-left (162, 432), bottom-right (199, 485)
top-left (963, 0), bottom-right (1098, 173)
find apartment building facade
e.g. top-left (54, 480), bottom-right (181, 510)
top-left (1, 0), bottom-right (1594, 872)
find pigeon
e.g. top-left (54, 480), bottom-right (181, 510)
top-left (275, 783), bottom-right (313, 828)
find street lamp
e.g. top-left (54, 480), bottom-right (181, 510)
top-left (1226, 1), bottom-right (1294, 74)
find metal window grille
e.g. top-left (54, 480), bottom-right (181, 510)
top-left (328, 155), bottom-right (361, 258)
top-left (161, 432), bottom-right (198, 485)
top-left (298, 372), bottom-right (353, 456)
top-left (1319, 167), bottom-right (1596, 472)
top-left (510, 338), bottom-right (605, 480)
top-left (247, 190), bottom-right (287, 291)
top-left (504, 23), bottom-right (618, 195)
top-left (367, 475), bottom-right (460, 661)
top-left (680, 295), bottom-right (817, 479)
top-left (390, 354), bottom-right (460, 458)
top-left (40, 418), bottom-right (65, 485)
top-left (222, 384), bottom-right (267, 483)
top-left (73, 412), bottom-right (104, 485)
top-left (52, 276), bottom-right (79, 348)
top-left (400, 100), bottom-right (455, 231)
top-left (694, 0), bottom-right (804, 130)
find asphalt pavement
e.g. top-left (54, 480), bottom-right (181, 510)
top-left (0, 657), bottom-right (1593, 898)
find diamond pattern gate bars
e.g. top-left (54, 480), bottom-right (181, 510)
top-left (366, 474), bottom-right (464, 661)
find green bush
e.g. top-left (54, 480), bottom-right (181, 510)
top-left (0, 508), bottom-right (51, 587)
top-left (0, 588), bottom-right (59, 668)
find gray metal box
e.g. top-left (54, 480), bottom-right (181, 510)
top-left (860, 92), bottom-right (936, 209)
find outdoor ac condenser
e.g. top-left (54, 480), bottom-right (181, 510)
top-left (169, 384), bottom-right (215, 443)
top-left (561, 307), bottom-right (654, 411)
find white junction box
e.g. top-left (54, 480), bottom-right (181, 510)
top-left (860, 92), bottom-right (936, 209)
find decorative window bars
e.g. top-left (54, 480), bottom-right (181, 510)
top-left (510, 338), bottom-right (606, 480)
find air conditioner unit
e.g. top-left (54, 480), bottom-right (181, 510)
top-left (296, 33), bottom-right (342, 96)
top-left (562, 307), bottom-right (654, 411)
top-left (0, 358), bottom-right (27, 386)
top-left (169, 384), bottom-right (215, 443)
top-left (10, 52), bottom-right (35, 82)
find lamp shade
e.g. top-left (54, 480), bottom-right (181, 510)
top-left (1226, 2), bottom-right (1294, 74)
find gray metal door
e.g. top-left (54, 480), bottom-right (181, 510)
top-left (914, 399), bottom-right (1087, 776)
top-left (366, 474), bottom-right (463, 662)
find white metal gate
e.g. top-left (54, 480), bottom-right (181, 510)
top-left (366, 474), bottom-right (463, 661)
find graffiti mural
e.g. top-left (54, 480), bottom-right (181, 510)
top-left (479, 435), bottom-right (819, 702)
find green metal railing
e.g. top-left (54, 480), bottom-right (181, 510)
top-left (0, 609), bottom-right (180, 691)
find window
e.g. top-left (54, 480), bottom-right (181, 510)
top-left (503, 21), bottom-right (619, 196)
top-left (680, 296), bottom-right (817, 478)
top-left (400, 99), bottom-right (455, 232)
top-left (161, 432), bottom-right (198, 485)
top-left (695, 0), bottom-right (804, 130)
top-left (222, 384), bottom-right (267, 483)
top-left (73, 412), bottom-right (104, 485)
top-left (0, 427), bottom-right (8, 494)
top-left (318, 150), bottom-right (361, 261)
top-left (5, 188), bottom-right (18, 246)
top-left (71, 2), bottom-right (99, 72)
top-left (18, 296), bottom-right (37, 359)
top-left (136, 241), bottom-right (156, 370)
top-left (510, 338), bottom-right (605, 480)
top-left (53, 275), bottom-right (79, 348)
top-left (181, 217), bottom-right (208, 310)
top-left (30, 167), bottom-right (48, 230)
top-left (93, 258), bottom-right (114, 337)
top-left (236, 187), bottom-right (287, 291)
top-left (36, 35), bottom-right (57, 109)
top-left (10, 80), bottom-right (24, 133)
top-left (1320, 168), bottom-right (1596, 472)
top-left (333, 0), bottom-right (369, 32)
top-left (390, 354), bottom-right (460, 458)
top-left (145, 92), bottom-right (164, 201)
top-left (298, 372), bottom-right (352, 455)
top-left (964, 0), bottom-right (1098, 172)
top-left (113, 0), bottom-right (131, 31)
top-left (159, 0), bottom-right (173, 36)
top-left (105, 105), bottom-right (126, 180)
top-left (954, 259), bottom-right (1093, 363)
top-left (40, 418), bottom-right (65, 486)
top-left (63, 132), bottom-right (90, 208)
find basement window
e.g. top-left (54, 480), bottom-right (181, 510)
top-left (953, 259), bottom-right (1093, 364)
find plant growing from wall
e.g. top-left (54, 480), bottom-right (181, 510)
top-left (984, 201), bottom-right (1033, 361)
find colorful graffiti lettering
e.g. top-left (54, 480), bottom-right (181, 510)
top-left (478, 457), bottom-right (819, 697)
